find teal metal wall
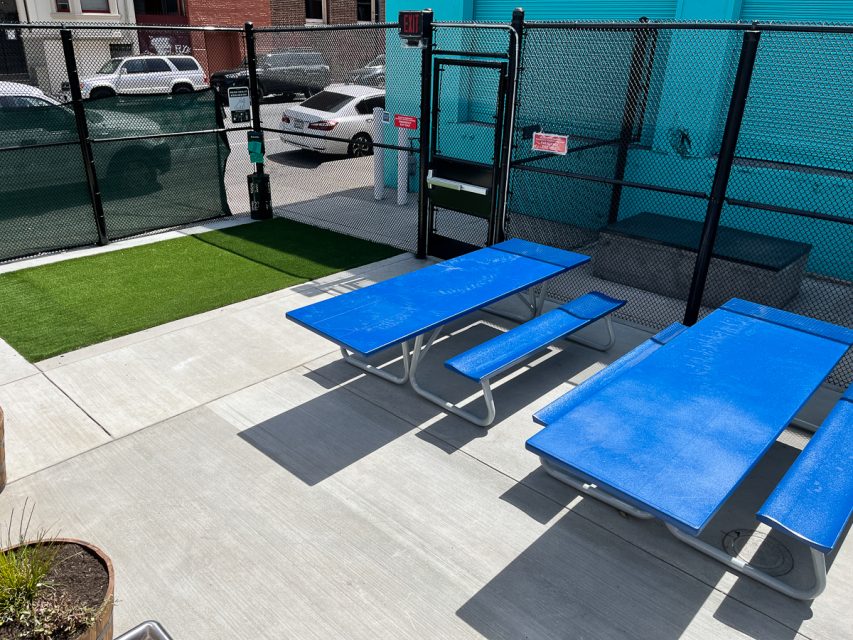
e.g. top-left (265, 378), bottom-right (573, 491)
top-left (474, 0), bottom-right (676, 21)
top-left (382, 0), bottom-right (852, 279)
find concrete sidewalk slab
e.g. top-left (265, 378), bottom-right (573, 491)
top-left (0, 338), bottom-right (37, 386)
top-left (0, 374), bottom-right (110, 481)
top-left (40, 254), bottom-right (422, 438)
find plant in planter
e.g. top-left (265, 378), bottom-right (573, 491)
top-left (0, 503), bottom-right (114, 640)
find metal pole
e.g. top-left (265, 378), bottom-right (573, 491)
top-left (245, 21), bottom-right (263, 173)
top-left (494, 7), bottom-right (524, 245)
top-left (416, 9), bottom-right (434, 259)
top-left (60, 28), bottom-right (108, 246)
top-left (607, 17), bottom-right (651, 225)
top-left (397, 127), bottom-right (409, 206)
top-left (244, 21), bottom-right (272, 219)
top-left (372, 106), bottom-right (384, 200)
top-left (683, 29), bottom-right (761, 325)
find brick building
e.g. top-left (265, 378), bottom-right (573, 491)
top-left (134, 0), bottom-right (384, 77)
top-left (134, 0), bottom-right (271, 75)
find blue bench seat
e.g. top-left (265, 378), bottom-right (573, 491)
top-left (758, 386), bottom-right (853, 555)
top-left (446, 292), bottom-right (625, 383)
top-left (426, 292), bottom-right (624, 427)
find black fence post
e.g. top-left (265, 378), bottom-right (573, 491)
top-left (60, 28), bottom-right (108, 246)
top-left (416, 9), bottom-right (434, 260)
top-left (245, 21), bottom-right (272, 220)
top-left (493, 7), bottom-right (524, 245)
top-left (607, 17), bottom-right (651, 225)
top-left (683, 28), bottom-right (761, 326)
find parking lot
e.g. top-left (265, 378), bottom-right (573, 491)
top-left (220, 97), bottom-right (420, 251)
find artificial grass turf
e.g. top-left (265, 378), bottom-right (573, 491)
top-left (0, 218), bottom-right (402, 362)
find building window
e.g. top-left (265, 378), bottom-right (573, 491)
top-left (305, 0), bottom-right (324, 22)
top-left (55, 0), bottom-right (71, 12)
top-left (134, 0), bottom-right (183, 16)
top-left (356, 0), bottom-right (372, 22)
top-left (81, 0), bottom-right (111, 12)
top-left (110, 43), bottom-right (133, 58)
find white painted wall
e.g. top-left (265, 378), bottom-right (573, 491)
top-left (14, 0), bottom-right (136, 24)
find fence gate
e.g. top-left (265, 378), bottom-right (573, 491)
top-left (418, 22), bottom-right (519, 259)
top-left (425, 57), bottom-right (507, 258)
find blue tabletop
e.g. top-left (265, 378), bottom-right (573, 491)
top-left (527, 299), bottom-right (853, 536)
top-left (287, 240), bottom-right (589, 356)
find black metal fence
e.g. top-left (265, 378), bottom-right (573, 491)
top-left (504, 19), bottom-right (852, 387)
top-left (0, 20), bottom-right (420, 263)
top-left (0, 16), bottom-right (850, 386)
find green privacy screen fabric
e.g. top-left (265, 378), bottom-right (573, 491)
top-left (88, 90), bottom-right (231, 239)
top-left (0, 89), bottom-right (231, 262)
top-left (0, 102), bottom-right (99, 261)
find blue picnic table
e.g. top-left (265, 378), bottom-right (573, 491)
top-left (527, 298), bottom-right (853, 599)
top-left (287, 239), bottom-right (606, 424)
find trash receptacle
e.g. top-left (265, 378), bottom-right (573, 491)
top-left (247, 173), bottom-right (272, 220)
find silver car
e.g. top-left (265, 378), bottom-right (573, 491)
top-left (0, 81), bottom-right (171, 194)
top-left (78, 55), bottom-right (208, 100)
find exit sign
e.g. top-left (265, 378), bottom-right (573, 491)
top-left (399, 11), bottom-right (423, 38)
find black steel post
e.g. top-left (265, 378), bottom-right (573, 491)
top-left (683, 29), bottom-right (761, 325)
top-left (244, 21), bottom-right (272, 219)
top-left (607, 17), bottom-right (651, 225)
top-left (245, 22), bottom-right (262, 160)
top-left (416, 9), bottom-right (434, 259)
top-left (60, 28), bottom-right (108, 246)
top-left (493, 7), bottom-right (524, 245)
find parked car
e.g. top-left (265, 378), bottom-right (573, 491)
top-left (0, 81), bottom-right (171, 194)
top-left (210, 49), bottom-right (330, 101)
top-left (280, 84), bottom-right (385, 157)
top-left (350, 55), bottom-right (385, 87)
top-left (71, 55), bottom-right (208, 100)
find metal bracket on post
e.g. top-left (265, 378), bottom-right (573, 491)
top-left (60, 28), bottom-right (108, 246)
top-left (244, 21), bottom-right (272, 220)
top-left (683, 29), bottom-right (761, 326)
top-left (494, 7), bottom-right (524, 245)
top-left (416, 9), bottom-right (434, 259)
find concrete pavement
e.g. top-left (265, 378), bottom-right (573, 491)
top-left (0, 253), bottom-right (849, 640)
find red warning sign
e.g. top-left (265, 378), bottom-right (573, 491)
top-left (394, 114), bottom-right (419, 130)
top-left (532, 131), bottom-right (569, 155)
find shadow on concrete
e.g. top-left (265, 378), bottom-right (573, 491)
top-left (490, 438), bottom-right (824, 639)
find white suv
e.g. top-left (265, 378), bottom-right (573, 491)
top-left (79, 55), bottom-right (208, 100)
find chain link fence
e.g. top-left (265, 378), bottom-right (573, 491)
top-left (0, 24), bottom-right (246, 261)
top-left (506, 21), bottom-right (852, 387)
top-left (251, 24), bottom-right (421, 252)
top-left (0, 17), bottom-right (849, 385)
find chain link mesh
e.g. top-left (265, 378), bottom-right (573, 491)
top-left (0, 25), bottom-right (98, 260)
top-left (712, 28), bottom-right (853, 386)
top-left (250, 25), bottom-right (420, 252)
top-left (506, 22), bottom-right (851, 386)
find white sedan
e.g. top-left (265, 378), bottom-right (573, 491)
top-left (280, 84), bottom-right (385, 157)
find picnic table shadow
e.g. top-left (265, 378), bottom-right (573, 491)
top-left (236, 313), bottom-right (612, 486)
top-left (473, 437), bottom-right (838, 640)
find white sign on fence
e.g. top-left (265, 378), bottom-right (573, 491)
top-left (228, 87), bottom-right (251, 124)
